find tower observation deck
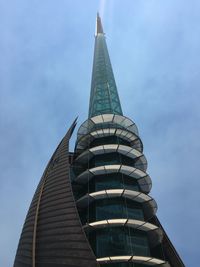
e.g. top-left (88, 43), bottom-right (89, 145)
top-left (14, 14), bottom-right (184, 267)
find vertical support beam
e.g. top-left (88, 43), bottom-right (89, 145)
top-left (32, 177), bottom-right (46, 267)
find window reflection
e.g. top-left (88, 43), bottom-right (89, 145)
top-left (89, 227), bottom-right (150, 258)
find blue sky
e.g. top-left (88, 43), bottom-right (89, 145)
top-left (0, 0), bottom-right (199, 266)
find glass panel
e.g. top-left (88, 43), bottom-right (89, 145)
top-left (94, 174), bottom-right (140, 192)
top-left (89, 136), bottom-right (131, 148)
top-left (73, 173), bottom-right (141, 202)
top-left (79, 198), bottom-right (144, 224)
top-left (89, 227), bottom-right (150, 258)
top-left (89, 35), bottom-right (123, 118)
top-left (88, 153), bottom-right (141, 169)
top-left (94, 198), bottom-right (144, 221)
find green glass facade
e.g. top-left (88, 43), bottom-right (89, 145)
top-left (88, 17), bottom-right (123, 118)
top-left (71, 13), bottom-right (184, 267)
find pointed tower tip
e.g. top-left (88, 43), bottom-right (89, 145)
top-left (95, 12), bottom-right (104, 36)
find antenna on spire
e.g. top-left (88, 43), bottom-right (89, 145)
top-left (95, 12), bottom-right (104, 36)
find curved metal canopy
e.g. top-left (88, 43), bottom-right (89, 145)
top-left (75, 164), bottom-right (152, 193)
top-left (75, 144), bottom-right (147, 171)
top-left (97, 256), bottom-right (170, 267)
top-left (76, 189), bottom-right (157, 219)
top-left (84, 218), bottom-right (163, 246)
top-left (75, 127), bottom-right (143, 154)
top-left (77, 114), bottom-right (139, 142)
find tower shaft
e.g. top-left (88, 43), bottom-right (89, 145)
top-left (89, 14), bottom-right (123, 118)
top-left (74, 14), bottom-right (184, 267)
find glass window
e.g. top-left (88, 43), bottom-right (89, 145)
top-left (89, 136), bottom-right (131, 148)
top-left (93, 198), bottom-right (144, 221)
top-left (94, 174), bottom-right (140, 192)
top-left (74, 173), bottom-right (141, 205)
top-left (89, 152), bottom-right (137, 169)
top-left (89, 227), bottom-right (150, 258)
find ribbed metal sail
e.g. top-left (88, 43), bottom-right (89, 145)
top-left (88, 14), bottom-right (123, 118)
top-left (14, 120), bottom-right (99, 267)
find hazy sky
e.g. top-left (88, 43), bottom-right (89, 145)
top-left (0, 1), bottom-right (199, 266)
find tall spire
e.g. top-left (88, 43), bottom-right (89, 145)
top-left (88, 13), bottom-right (123, 118)
top-left (96, 12), bottom-right (104, 35)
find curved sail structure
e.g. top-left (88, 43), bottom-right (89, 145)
top-left (14, 120), bottom-right (99, 267)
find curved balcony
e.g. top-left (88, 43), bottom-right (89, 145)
top-left (75, 144), bottom-right (147, 171)
top-left (76, 189), bottom-right (157, 219)
top-left (97, 256), bottom-right (170, 267)
top-left (74, 164), bottom-right (152, 193)
top-left (75, 127), bottom-right (143, 154)
top-left (77, 114), bottom-right (139, 142)
top-left (84, 218), bottom-right (163, 246)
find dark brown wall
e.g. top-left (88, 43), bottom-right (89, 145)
top-left (14, 120), bottom-right (99, 267)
